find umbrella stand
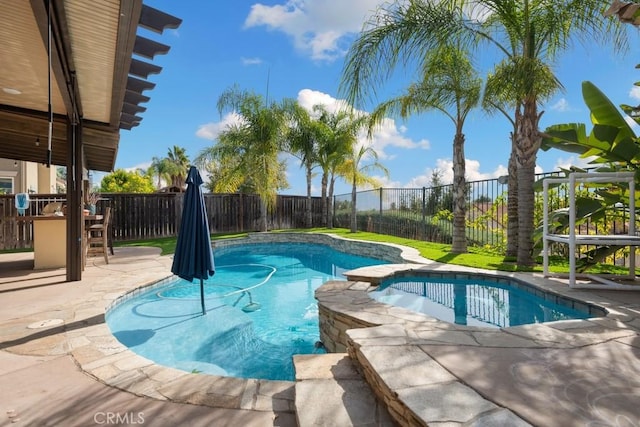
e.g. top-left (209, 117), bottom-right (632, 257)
top-left (200, 278), bottom-right (206, 315)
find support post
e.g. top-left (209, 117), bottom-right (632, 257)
top-left (66, 120), bottom-right (83, 281)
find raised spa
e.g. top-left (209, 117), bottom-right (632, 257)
top-left (369, 272), bottom-right (605, 328)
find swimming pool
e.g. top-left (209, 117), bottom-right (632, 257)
top-left (106, 242), bottom-right (388, 381)
top-left (369, 274), bottom-right (598, 328)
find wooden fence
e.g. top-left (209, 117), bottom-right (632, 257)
top-left (0, 193), bottom-right (323, 250)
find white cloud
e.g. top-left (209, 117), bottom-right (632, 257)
top-left (244, 0), bottom-right (382, 61)
top-left (629, 85), bottom-right (640, 101)
top-left (550, 98), bottom-right (570, 112)
top-left (295, 89), bottom-right (430, 159)
top-left (195, 112), bottom-right (244, 140)
top-left (405, 159), bottom-right (509, 186)
top-left (126, 162), bottom-right (152, 173)
top-left (241, 57), bottom-right (263, 65)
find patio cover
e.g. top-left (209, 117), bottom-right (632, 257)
top-left (0, 1), bottom-right (181, 280)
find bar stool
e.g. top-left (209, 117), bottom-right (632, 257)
top-left (86, 207), bottom-right (111, 264)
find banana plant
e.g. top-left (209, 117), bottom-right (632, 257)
top-left (536, 81), bottom-right (639, 271)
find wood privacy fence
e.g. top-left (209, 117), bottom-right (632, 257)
top-left (0, 193), bottom-right (323, 250)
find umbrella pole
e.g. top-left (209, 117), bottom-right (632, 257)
top-left (200, 279), bottom-right (206, 315)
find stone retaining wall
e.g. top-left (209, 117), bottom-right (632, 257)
top-left (213, 232), bottom-right (409, 263)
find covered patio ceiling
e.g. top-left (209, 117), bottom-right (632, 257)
top-left (0, 0), bottom-right (181, 172)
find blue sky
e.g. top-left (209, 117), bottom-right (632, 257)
top-left (108, 0), bottom-right (640, 197)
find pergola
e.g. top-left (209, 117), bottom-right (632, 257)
top-left (0, 1), bottom-right (181, 281)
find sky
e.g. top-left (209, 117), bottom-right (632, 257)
top-left (106, 0), bottom-right (640, 197)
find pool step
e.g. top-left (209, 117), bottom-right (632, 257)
top-left (293, 353), bottom-right (396, 427)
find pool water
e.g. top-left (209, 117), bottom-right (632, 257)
top-left (369, 276), bottom-right (592, 328)
top-left (106, 242), bottom-right (387, 381)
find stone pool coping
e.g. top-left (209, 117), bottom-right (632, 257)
top-left (67, 232), bottom-right (418, 416)
top-left (8, 233), bottom-right (637, 426)
top-left (315, 255), bottom-right (640, 425)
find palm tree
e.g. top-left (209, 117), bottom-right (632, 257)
top-left (340, 0), bottom-right (625, 267)
top-left (148, 156), bottom-right (172, 190)
top-left (165, 145), bottom-right (190, 190)
top-left (482, 61), bottom-right (556, 258)
top-left (314, 105), bottom-right (364, 228)
top-left (368, 44), bottom-right (481, 253)
top-left (199, 85), bottom-right (289, 231)
top-left (283, 100), bottom-right (320, 228)
top-left (340, 144), bottom-right (389, 232)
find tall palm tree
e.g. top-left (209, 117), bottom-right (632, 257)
top-left (339, 144), bottom-right (389, 233)
top-left (368, 44), bottom-right (481, 253)
top-left (314, 105), bottom-right (364, 228)
top-left (283, 100), bottom-right (320, 228)
top-left (340, 0), bottom-right (625, 267)
top-left (482, 61), bottom-right (556, 257)
top-left (199, 85), bottom-right (289, 231)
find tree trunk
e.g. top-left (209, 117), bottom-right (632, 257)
top-left (451, 130), bottom-right (467, 254)
top-left (515, 99), bottom-right (542, 267)
top-left (259, 197), bottom-right (268, 232)
top-left (305, 164), bottom-right (313, 228)
top-left (350, 178), bottom-right (357, 233)
top-left (320, 171), bottom-right (328, 227)
top-left (327, 175), bottom-right (335, 229)
top-left (506, 131), bottom-right (518, 258)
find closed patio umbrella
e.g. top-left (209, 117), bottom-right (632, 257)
top-left (171, 166), bottom-right (215, 315)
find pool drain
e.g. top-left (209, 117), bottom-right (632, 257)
top-left (27, 318), bottom-right (64, 329)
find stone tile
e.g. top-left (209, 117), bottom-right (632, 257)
top-left (113, 354), bottom-right (154, 371)
top-left (294, 353), bottom-right (361, 381)
top-left (347, 323), bottom-right (406, 341)
top-left (70, 345), bottom-right (105, 365)
top-left (472, 331), bottom-right (541, 348)
top-left (468, 409), bottom-right (532, 427)
top-left (81, 349), bottom-right (130, 371)
top-left (86, 362), bottom-right (121, 381)
top-left (505, 324), bottom-right (575, 347)
top-left (66, 335), bottom-right (91, 350)
top-left (140, 364), bottom-right (189, 384)
top-left (295, 379), bottom-right (382, 427)
top-left (256, 379), bottom-right (295, 401)
top-left (411, 329), bottom-right (478, 346)
top-left (240, 378), bottom-right (259, 410)
top-left (158, 374), bottom-right (248, 408)
top-left (397, 382), bottom-right (497, 424)
top-left (360, 345), bottom-right (456, 389)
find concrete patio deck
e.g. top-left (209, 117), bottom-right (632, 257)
top-left (0, 242), bottom-right (639, 426)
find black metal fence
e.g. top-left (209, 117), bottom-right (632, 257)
top-left (333, 177), bottom-right (517, 247)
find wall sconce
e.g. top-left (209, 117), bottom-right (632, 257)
top-left (35, 136), bottom-right (40, 146)
top-left (14, 161), bottom-right (18, 167)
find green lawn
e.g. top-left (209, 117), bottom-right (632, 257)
top-left (112, 228), bottom-right (627, 275)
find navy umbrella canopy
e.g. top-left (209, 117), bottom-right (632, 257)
top-left (171, 166), bottom-right (215, 314)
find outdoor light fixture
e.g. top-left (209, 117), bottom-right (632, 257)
top-left (35, 136), bottom-right (40, 146)
top-left (14, 161), bottom-right (18, 167)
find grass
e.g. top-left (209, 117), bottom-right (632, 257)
top-left (114, 232), bottom-right (247, 256)
top-left (113, 227), bottom-right (629, 275)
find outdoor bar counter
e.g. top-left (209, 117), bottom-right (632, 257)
top-left (27, 215), bottom-right (66, 269)
top-left (19, 214), bottom-right (103, 269)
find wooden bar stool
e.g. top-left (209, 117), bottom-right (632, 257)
top-left (86, 207), bottom-right (111, 264)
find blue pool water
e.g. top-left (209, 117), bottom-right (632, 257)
top-left (369, 275), bottom-right (595, 328)
top-left (106, 242), bottom-right (387, 381)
